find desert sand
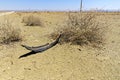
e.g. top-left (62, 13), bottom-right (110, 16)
top-left (0, 12), bottom-right (120, 80)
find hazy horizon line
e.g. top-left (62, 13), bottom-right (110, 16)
top-left (1, 9), bottom-right (120, 12)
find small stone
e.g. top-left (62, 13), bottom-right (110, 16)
top-left (78, 48), bottom-right (81, 51)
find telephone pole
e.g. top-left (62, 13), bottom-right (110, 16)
top-left (80, 0), bottom-right (83, 12)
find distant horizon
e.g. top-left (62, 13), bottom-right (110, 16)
top-left (1, 9), bottom-right (120, 12)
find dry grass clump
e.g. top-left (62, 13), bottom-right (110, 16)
top-left (51, 12), bottom-right (104, 47)
top-left (22, 15), bottom-right (42, 26)
top-left (0, 20), bottom-right (22, 44)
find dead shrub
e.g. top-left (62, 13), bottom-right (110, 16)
top-left (51, 12), bottom-right (105, 47)
top-left (0, 20), bottom-right (22, 44)
top-left (22, 15), bottom-right (42, 26)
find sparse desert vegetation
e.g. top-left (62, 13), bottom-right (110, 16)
top-left (0, 19), bottom-right (22, 44)
top-left (22, 15), bottom-right (43, 26)
top-left (0, 12), bottom-right (119, 80)
top-left (51, 12), bottom-right (105, 47)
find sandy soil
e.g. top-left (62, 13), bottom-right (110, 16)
top-left (0, 11), bottom-right (15, 16)
top-left (0, 12), bottom-right (120, 80)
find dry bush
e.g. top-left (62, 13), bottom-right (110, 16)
top-left (0, 20), bottom-right (22, 44)
top-left (22, 15), bottom-right (42, 26)
top-left (51, 12), bottom-right (105, 47)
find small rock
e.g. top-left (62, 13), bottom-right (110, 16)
top-left (78, 48), bottom-right (81, 51)
top-left (111, 41), bottom-right (115, 43)
top-left (24, 68), bottom-right (31, 70)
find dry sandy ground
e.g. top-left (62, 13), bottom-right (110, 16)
top-left (0, 12), bottom-right (120, 80)
top-left (0, 11), bottom-right (15, 16)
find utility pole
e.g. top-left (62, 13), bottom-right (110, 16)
top-left (80, 0), bottom-right (83, 12)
